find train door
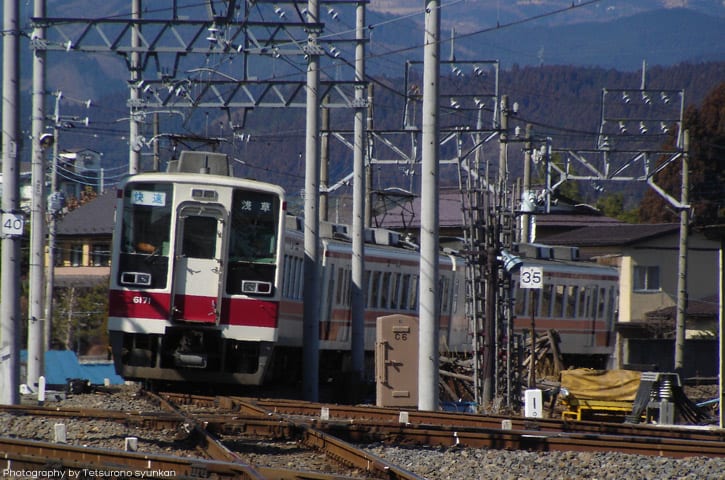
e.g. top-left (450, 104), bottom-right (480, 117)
top-left (171, 203), bottom-right (226, 323)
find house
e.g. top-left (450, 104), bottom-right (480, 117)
top-left (540, 223), bottom-right (720, 375)
top-left (54, 189), bottom-right (116, 287)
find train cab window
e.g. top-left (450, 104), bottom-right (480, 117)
top-left (229, 190), bottom-right (280, 263)
top-left (181, 216), bottom-right (217, 259)
top-left (118, 182), bottom-right (173, 289)
top-left (121, 183), bottom-right (173, 256)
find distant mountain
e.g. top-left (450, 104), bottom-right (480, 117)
top-left (3, 1), bottom-right (723, 187)
top-left (365, 7), bottom-right (725, 71)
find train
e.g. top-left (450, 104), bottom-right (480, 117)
top-left (511, 243), bottom-right (619, 367)
top-left (107, 150), bottom-right (468, 386)
top-left (107, 150), bottom-right (619, 387)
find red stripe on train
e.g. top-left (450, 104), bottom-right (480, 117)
top-left (221, 297), bottom-right (278, 327)
top-left (109, 289), bottom-right (278, 328)
top-left (109, 289), bottom-right (171, 320)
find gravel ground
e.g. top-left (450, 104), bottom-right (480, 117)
top-left (364, 444), bottom-right (725, 480)
top-left (2, 384), bottom-right (724, 480)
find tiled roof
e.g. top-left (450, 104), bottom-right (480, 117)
top-left (538, 223), bottom-right (680, 246)
top-left (56, 190), bottom-right (117, 236)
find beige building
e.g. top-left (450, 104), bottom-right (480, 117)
top-left (541, 223), bottom-right (720, 374)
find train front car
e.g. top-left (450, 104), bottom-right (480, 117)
top-left (108, 153), bottom-right (286, 386)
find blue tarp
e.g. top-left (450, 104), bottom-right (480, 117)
top-left (21, 350), bottom-right (124, 387)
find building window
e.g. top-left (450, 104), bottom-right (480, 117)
top-left (633, 265), bottom-right (660, 292)
top-left (70, 245), bottom-right (83, 267)
top-left (92, 244), bottom-right (110, 266)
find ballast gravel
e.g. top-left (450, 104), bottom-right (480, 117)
top-left (2, 385), bottom-right (723, 480)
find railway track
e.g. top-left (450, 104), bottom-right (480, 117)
top-left (2, 389), bottom-right (723, 479)
top-left (160, 392), bottom-right (725, 458)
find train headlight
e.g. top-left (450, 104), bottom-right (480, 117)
top-left (241, 280), bottom-right (272, 294)
top-left (120, 272), bottom-right (152, 286)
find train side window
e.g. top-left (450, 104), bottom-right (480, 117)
top-left (400, 275), bottom-right (410, 311)
top-left (390, 273), bottom-right (400, 310)
top-left (553, 284), bottom-right (565, 317)
top-left (335, 268), bottom-right (344, 305)
top-left (577, 287), bottom-right (588, 318)
top-left (282, 255), bottom-right (291, 297)
top-left (540, 284), bottom-right (554, 317)
top-left (380, 272), bottom-right (391, 309)
top-left (566, 286), bottom-right (578, 318)
top-left (364, 270), bottom-right (372, 308)
top-left (598, 287), bottom-right (607, 319)
top-left (344, 269), bottom-right (352, 307)
top-left (408, 275), bottom-right (419, 310)
top-left (607, 286), bottom-right (618, 328)
top-left (440, 276), bottom-right (450, 314)
top-left (515, 282), bottom-right (527, 316)
top-left (369, 271), bottom-right (381, 308)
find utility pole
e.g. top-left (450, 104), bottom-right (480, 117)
top-left (419, 0), bottom-right (441, 412)
top-left (320, 98), bottom-right (330, 222)
top-left (27, 0), bottom-right (49, 390)
top-left (349, 0), bottom-right (367, 402)
top-left (128, 0), bottom-right (141, 174)
top-left (365, 83), bottom-right (374, 228)
top-left (302, 0), bottom-right (322, 402)
top-left (521, 124), bottom-right (533, 243)
top-left (1, 0), bottom-right (22, 405)
top-left (674, 130), bottom-right (689, 371)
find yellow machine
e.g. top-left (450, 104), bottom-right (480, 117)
top-left (559, 369), bottom-right (641, 421)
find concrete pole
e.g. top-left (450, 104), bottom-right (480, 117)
top-left (418, 0), bottom-right (440, 411)
top-left (674, 130), bottom-right (689, 372)
top-left (349, 0), bottom-right (366, 398)
top-left (44, 112), bottom-right (60, 351)
top-left (521, 124), bottom-right (533, 243)
top-left (320, 99), bottom-right (329, 223)
top-left (302, 0), bottom-right (321, 402)
top-left (1, 0), bottom-right (22, 405)
top-left (128, 0), bottom-right (141, 174)
top-left (365, 84), bottom-right (374, 228)
top-left (27, 0), bottom-right (48, 390)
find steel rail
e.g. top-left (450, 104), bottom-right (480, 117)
top-left (0, 437), bottom-right (367, 480)
top-left (0, 437), bottom-right (263, 479)
top-left (229, 396), bottom-right (725, 443)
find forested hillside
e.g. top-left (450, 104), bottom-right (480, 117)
top-left (227, 62), bottom-right (724, 209)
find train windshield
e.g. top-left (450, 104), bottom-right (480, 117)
top-left (117, 182), bottom-right (173, 289)
top-left (226, 189), bottom-right (280, 296)
top-left (229, 189), bottom-right (280, 263)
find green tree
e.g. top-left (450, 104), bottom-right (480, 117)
top-left (639, 82), bottom-right (725, 225)
top-left (595, 193), bottom-right (639, 223)
top-left (51, 281), bottom-right (109, 354)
